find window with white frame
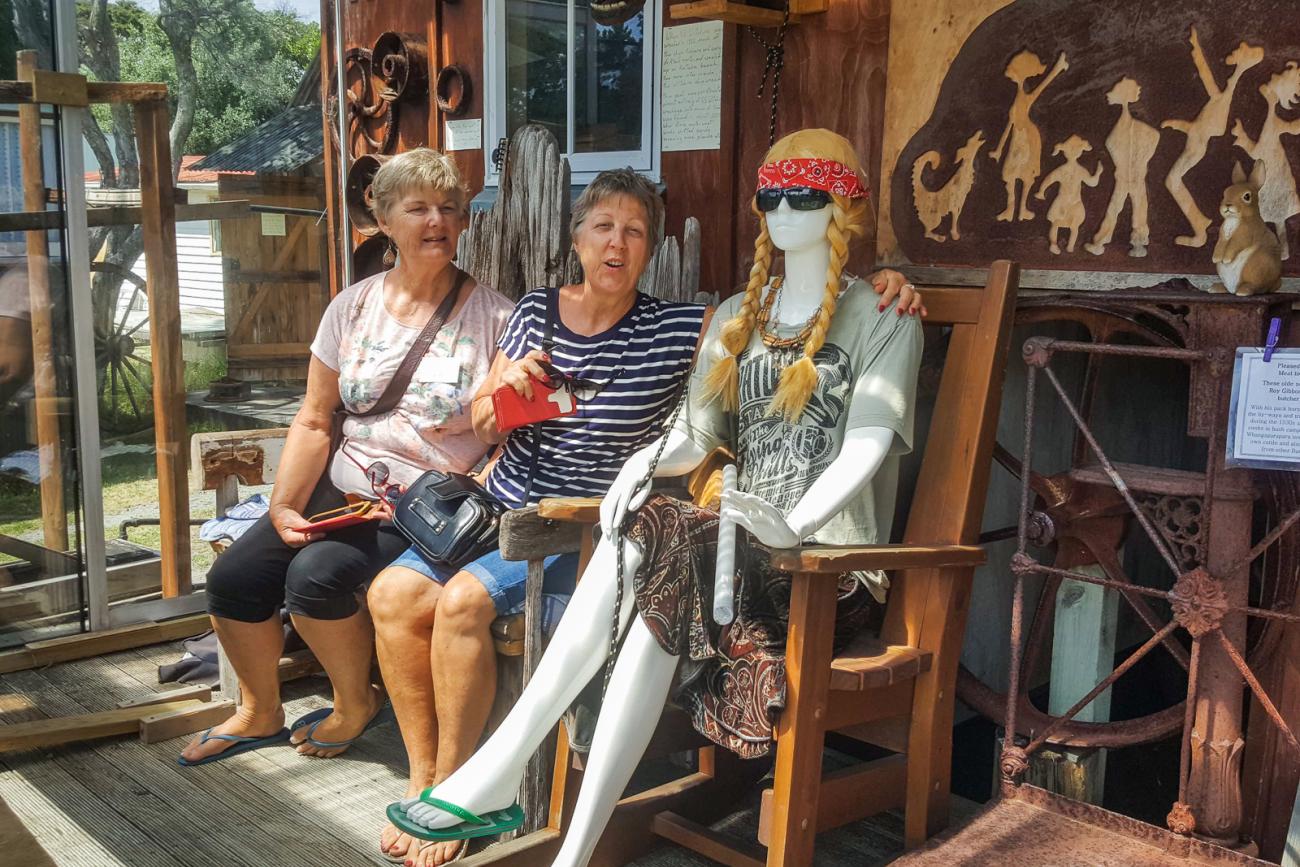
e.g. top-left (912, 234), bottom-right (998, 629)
top-left (484, 0), bottom-right (660, 183)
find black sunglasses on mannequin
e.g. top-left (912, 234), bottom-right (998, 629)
top-left (755, 186), bottom-right (833, 213)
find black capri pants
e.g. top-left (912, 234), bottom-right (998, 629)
top-left (206, 477), bottom-right (409, 622)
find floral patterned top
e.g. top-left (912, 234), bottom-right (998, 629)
top-left (310, 270), bottom-right (514, 498)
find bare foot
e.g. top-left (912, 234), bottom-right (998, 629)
top-left (178, 705), bottom-right (284, 764)
top-left (410, 839), bottom-right (467, 866)
top-left (291, 685), bottom-right (384, 758)
top-left (380, 822), bottom-right (414, 861)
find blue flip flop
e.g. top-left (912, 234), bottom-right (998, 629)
top-left (290, 704), bottom-right (394, 751)
top-left (176, 726), bottom-right (290, 767)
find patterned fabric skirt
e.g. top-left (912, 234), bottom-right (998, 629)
top-left (628, 495), bottom-right (873, 759)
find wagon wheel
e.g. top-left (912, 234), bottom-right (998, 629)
top-left (90, 261), bottom-right (153, 426)
top-left (956, 298), bottom-right (1300, 750)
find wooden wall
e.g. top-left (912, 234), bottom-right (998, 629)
top-left (320, 0), bottom-right (890, 300)
top-left (217, 174), bottom-right (327, 381)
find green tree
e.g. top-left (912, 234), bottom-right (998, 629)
top-left (11, 0), bottom-right (318, 413)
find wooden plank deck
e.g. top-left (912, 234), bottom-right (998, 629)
top-left (0, 638), bottom-right (927, 866)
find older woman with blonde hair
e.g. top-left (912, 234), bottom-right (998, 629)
top-left (369, 163), bottom-right (924, 865)
top-left (179, 148), bottom-right (513, 767)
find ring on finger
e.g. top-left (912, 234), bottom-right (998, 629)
top-left (902, 283), bottom-right (915, 290)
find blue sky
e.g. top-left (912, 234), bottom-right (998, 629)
top-left (133, 0), bottom-right (320, 23)
top-left (260, 0), bottom-right (320, 23)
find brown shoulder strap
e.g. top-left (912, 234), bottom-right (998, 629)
top-left (358, 268), bottom-right (469, 419)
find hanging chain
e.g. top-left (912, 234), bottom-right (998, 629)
top-left (748, 0), bottom-right (791, 147)
top-left (604, 377), bottom-right (692, 699)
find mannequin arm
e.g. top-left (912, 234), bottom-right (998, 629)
top-left (599, 429), bottom-right (709, 537)
top-left (720, 426), bottom-right (894, 548)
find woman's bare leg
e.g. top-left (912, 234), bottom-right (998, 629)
top-left (290, 607), bottom-right (383, 757)
top-left (179, 615), bottom-right (284, 763)
top-left (370, 566), bottom-right (444, 858)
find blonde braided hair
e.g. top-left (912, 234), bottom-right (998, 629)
top-left (702, 129), bottom-right (870, 421)
top-left (702, 203), bottom-right (773, 411)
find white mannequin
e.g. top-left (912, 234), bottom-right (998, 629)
top-left (398, 198), bottom-right (897, 866)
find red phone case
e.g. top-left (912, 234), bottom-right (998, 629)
top-left (302, 503), bottom-right (376, 533)
top-left (492, 379), bottom-right (578, 434)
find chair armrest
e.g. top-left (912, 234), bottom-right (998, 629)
top-left (536, 497), bottom-right (603, 524)
top-left (768, 543), bottom-right (986, 573)
top-left (499, 506), bottom-right (585, 561)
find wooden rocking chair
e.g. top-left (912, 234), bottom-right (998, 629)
top-left (469, 261), bottom-right (1020, 866)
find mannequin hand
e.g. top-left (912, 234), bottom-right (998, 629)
top-left (869, 269), bottom-right (927, 318)
top-left (719, 489), bottom-right (803, 549)
top-left (601, 448), bottom-right (653, 539)
top-left (499, 349), bottom-right (551, 401)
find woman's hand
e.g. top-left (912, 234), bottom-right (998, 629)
top-left (600, 448), bottom-right (654, 539)
top-left (869, 269), bottom-right (927, 318)
top-left (719, 489), bottom-right (803, 549)
top-left (270, 506), bottom-right (324, 548)
top-left (499, 349), bottom-right (553, 401)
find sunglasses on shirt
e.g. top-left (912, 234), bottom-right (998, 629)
top-left (755, 186), bottom-right (833, 213)
top-left (338, 439), bottom-right (404, 505)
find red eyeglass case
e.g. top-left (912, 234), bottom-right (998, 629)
top-left (492, 379), bottom-right (578, 434)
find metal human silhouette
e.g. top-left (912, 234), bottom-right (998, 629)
top-left (990, 50), bottom-right (1069, 223)
top-left (1085, 78), bottom-right (1161, 257)
top-left (1231, 62), bottom-right (1300, 259)
top-left (1036, 135), bottom-right (1104, 254)
top-left (1161, 28), bottom-right (1264, 247)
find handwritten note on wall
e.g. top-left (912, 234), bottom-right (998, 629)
top-left (662, 21), bottom-right (724, 152)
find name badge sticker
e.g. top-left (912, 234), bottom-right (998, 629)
top-left (416, 356), bottom-right (462, 385)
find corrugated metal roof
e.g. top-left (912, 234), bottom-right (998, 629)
top-left (191, 104), bottom-right (323, 174)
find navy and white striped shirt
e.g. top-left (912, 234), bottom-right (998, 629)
top-left (485, 288), bottom-right (707, 508)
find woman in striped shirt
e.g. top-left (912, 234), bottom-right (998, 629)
top-left (367, 168), bottom-right (923, 865)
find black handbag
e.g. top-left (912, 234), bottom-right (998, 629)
top-left (392, 470), bottom-right (507, 571)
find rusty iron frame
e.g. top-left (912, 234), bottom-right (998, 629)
top-left (997, 333), bottom-right (1300, 839)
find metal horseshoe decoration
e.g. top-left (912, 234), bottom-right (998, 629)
top-left (336, 32), bottom-right (430, 158)
top-left (435, 64), bottom-right (472, 117)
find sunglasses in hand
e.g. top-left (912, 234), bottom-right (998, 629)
top-left (536, 359), bottom-right (606, 402)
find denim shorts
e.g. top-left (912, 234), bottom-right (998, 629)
top-left (391, 545), bottom-right (580, 619)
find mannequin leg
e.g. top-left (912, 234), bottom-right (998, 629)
top-left (402, 534), bottom-right (642, 829)
top-left (551, 616), bottom-right (679, 867)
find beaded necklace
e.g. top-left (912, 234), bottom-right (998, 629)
top-left (755, 277), bottom-right (821, 351)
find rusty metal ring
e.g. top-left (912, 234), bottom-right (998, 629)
top-left (436, 64), bottom-right (472, 117)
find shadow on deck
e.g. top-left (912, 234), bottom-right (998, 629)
top-left (0, 638), bottom-right (965, 866)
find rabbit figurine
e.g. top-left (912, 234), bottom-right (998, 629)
top-left (1211, 160), bottom-right (1283, 295)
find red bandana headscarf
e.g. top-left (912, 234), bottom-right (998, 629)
top-left (756, 158), bottom-right (869, 199)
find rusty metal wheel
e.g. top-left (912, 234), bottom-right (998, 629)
top-left (956, 293), bottom-right (1300, 750)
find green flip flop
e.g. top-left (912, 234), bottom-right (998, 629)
top-left (386, 795), bottom-right (524, 841)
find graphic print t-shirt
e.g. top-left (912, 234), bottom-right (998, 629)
top-left (678, 276), bottom-right (922, 597)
